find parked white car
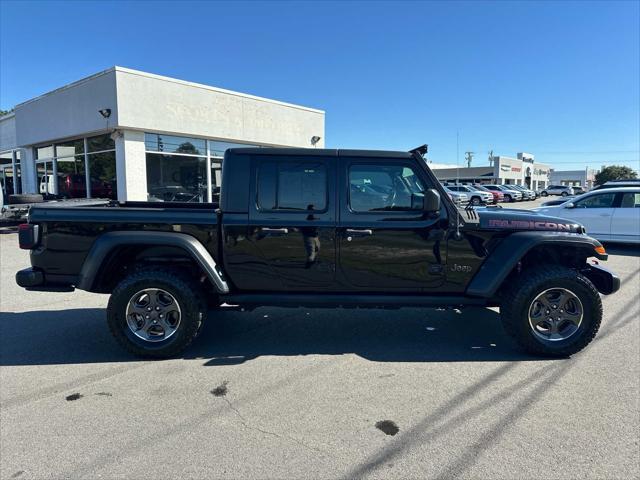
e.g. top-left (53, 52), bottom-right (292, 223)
top-left (483, 184), bottom-right (523, 202)
top-left (533, 187), bottom-right (640, 244)
top-left (445, 184), bottom-right (493, 205)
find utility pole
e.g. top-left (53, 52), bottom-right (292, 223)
top-left (488, 150), bottom-right (494, 167)
top-left (465, 151), bottom-right (474, 168)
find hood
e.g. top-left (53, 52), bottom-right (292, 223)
top-left (464, 207), bottom-right (585, 233)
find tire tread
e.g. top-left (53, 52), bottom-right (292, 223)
top-left (501, 265), bottom-right (602, 357)
top-left (107, 267), bottom-right (206, 358)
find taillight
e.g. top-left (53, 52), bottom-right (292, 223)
top-left (18, 223), bottom-right (40, 250)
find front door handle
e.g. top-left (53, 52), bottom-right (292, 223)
top-left (260, 227), bottom-right (289, 236)
top-left (345, 229), bottom-right (373, 240)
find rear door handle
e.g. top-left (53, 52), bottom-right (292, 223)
top-left (260, 227), bottom-right (289, 236)
top-left (345, 229), bottom-right (373, 239)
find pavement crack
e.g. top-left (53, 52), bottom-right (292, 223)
top-left (219, 396), bottom-right (327, 456)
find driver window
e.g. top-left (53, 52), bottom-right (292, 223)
top-left (349, 164), bottom-right (425, 212)
top-left (573, 193), bottom-right (616, 208)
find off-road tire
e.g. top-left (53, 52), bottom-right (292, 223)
top-left (501, 266), bottom-right (602, 357)
top-left (107, 267), bottom-right (207, 358)
top-left (8, 193), bottom-right (43, 205)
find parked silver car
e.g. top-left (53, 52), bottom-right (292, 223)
top-left (541, 185), bottom-right (574, 197)
top-left (510, 184), bottom-right (536, 200)
top-left (483, 184), bottom-right (523, 202)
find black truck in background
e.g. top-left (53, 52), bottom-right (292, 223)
top-left (16, 146), bottom-right (620, 358)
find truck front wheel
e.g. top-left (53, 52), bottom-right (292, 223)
top-left (500, 266), bottom-right (602, 357)
top-left (107, 267), bottom-right (207, 358)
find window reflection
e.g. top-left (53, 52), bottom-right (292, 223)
top-left (145, 133), bottom-right (206, 155)
top-left (55, 156), bottom-right (86, 198)
top-left (88, 151), bottom-right (117, 199)
top-left (37, 161), bottom-right (55, 196)
top-left (87, 134), bottom-right (115, 153)
top-left (56, 139), bottom-right (84, 157)
top-left (146, 153), bottom-right (207, 202)
top-left (36, 145), bottom-right (54, 160)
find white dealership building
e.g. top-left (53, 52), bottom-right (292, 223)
top-left (432, 153), bottom-right (551, 190)
top-left (0, 67), bottom-right (325, 202)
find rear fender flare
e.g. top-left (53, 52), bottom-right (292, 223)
top-left (77, 231), bottom-right (229, 293)
top-left (466, 231), bottom-right (606, 298)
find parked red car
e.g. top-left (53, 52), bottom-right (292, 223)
top-left (41, 174), bottom-right (114, 199)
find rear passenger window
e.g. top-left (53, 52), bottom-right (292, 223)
top-left (257, 161), bottom-right (327, 211)
top-left (619, 193), bottom-right (640, 208)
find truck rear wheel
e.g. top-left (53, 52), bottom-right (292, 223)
top-left (500, 266), bottom-right (602, 357)
top-left (107, 267), bottom-right (207, 358)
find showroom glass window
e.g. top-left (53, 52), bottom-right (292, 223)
top-left (0, 151), bottom-right (13, 196)
top-left (145, 133), bottom-right (262, 203)
top-left (257, 161), bottom-right (327, 211)
top-left (33, 135), bottom-right (116, 200)
top-left (349, 164), bottom-right (425, 212)
top-left (87, 134), bottom-right (117, 200)
top-left (55, 139), bottom-right (86, 198)
top-left (35, 145), bottom-right (55, 196)
top-left (0, 150), bottom-right (21, 195)
top-left (145, 133), bottom-right (207, 203)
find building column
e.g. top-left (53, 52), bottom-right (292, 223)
top-left (10, 150), bottom-right (19, 194)
top-left (20, 148), bottom-right (37, 194)
top-left (115, 130), bottom-right (147, 202)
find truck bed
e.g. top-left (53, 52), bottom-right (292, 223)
top-left (27, 201), bottom-right (220, 286)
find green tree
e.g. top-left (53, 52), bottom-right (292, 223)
top-left (0, 108), bottom-right (14, 116)
top-left (594, 165), bottom-right (638, 185)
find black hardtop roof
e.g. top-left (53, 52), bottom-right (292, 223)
top-left (226, 147), bottom-right (413, 159)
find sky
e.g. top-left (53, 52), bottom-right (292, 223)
top-left (1, 0), bottom-right (639, 171)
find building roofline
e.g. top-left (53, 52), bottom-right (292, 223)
top-left (14, 66), bottom-right (325, 115)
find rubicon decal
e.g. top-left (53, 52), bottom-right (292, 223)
top-left (486, 219), bottom-right (574, 231)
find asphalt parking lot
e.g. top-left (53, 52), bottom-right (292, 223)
top-left (1, 207), bottom-right (638, 479)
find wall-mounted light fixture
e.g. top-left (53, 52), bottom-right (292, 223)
top-left (98, 108), bottom-right (112, 119)
top-left (311, 136), bottom-right (321, 147)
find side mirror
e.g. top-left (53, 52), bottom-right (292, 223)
top-left (424, 189), bottom-right (441, 213)
top-left (565, 202), bottom-right (575, 209)
top-left (411, 192), bottom-right (425, 210)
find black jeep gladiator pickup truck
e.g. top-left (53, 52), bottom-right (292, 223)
top-left (16, 146), bottom-right (620, 358)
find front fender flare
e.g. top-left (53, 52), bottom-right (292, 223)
top-left (77, 231), bottom-right (229, 293)
top-left (466, 231), bottom-right (606, 298)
